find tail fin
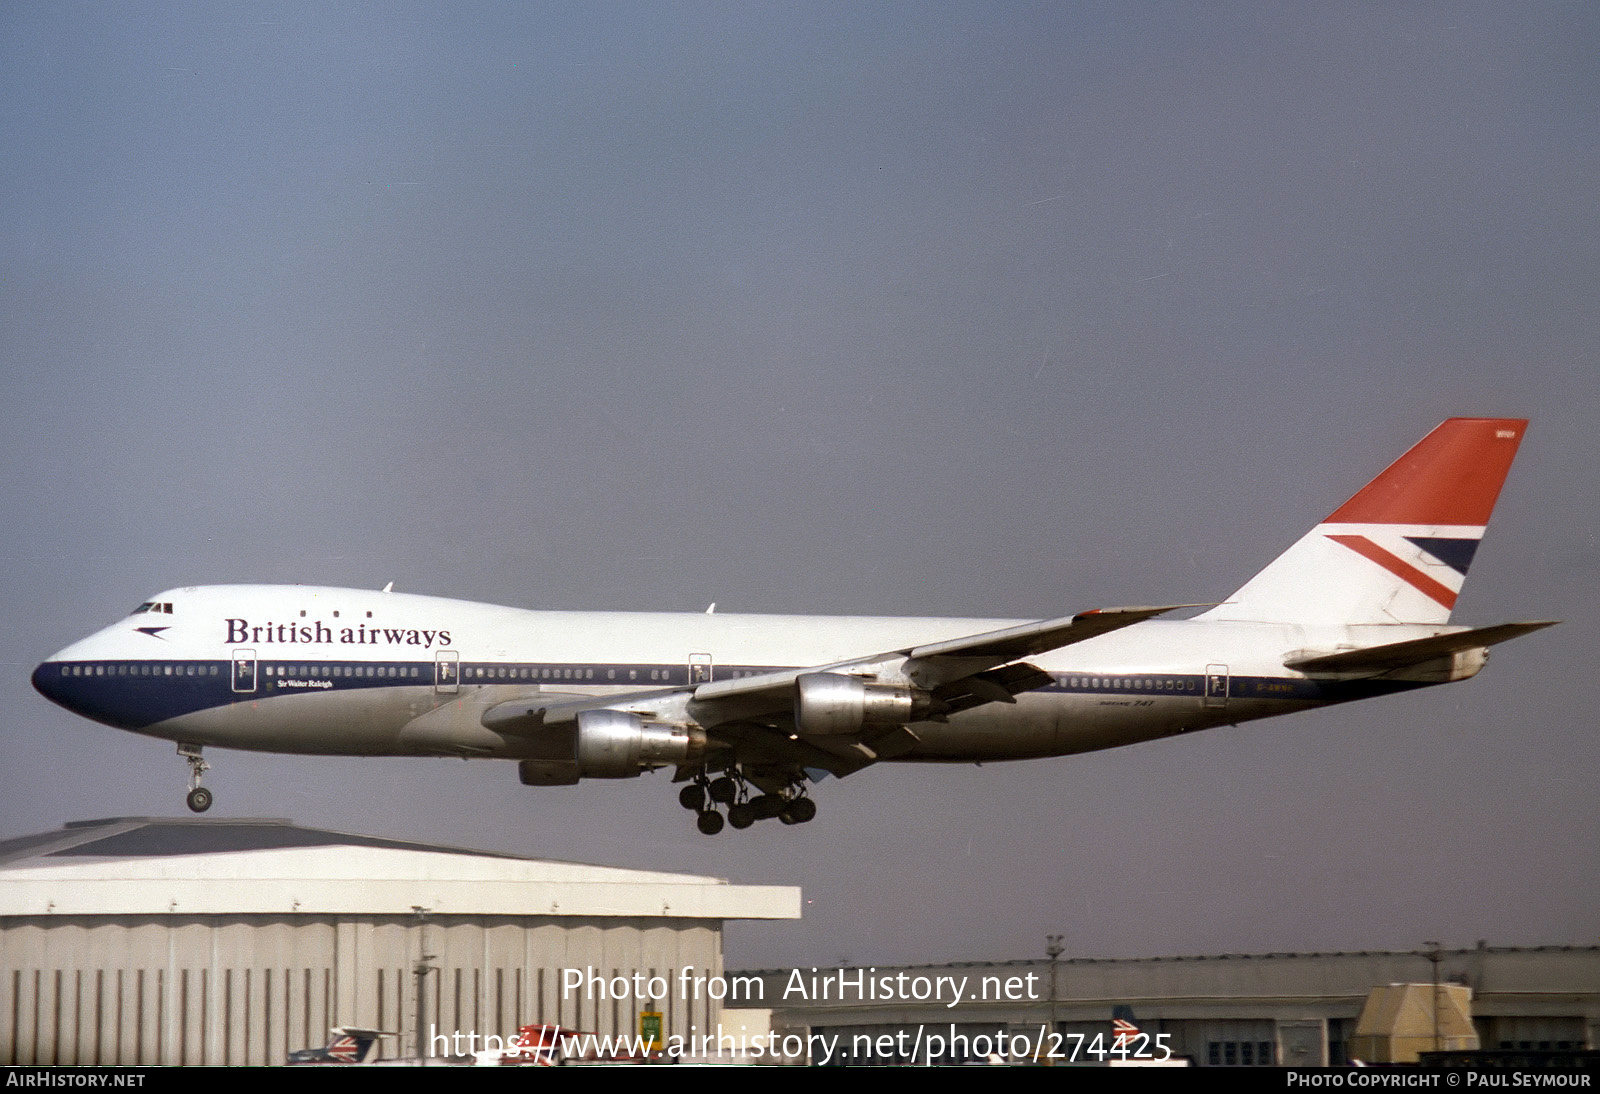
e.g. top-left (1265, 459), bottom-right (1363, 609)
top-left (1111, 1004), bottom-right (1141, 1048)
top-left (1199, 418), bottom-right (1527, 626)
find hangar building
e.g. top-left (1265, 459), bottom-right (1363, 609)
top-left (0, 816), bottom-right (800, 1065)
top-left (734, 946), bottom-right (1600, 1065)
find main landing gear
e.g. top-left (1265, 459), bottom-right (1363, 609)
top-left (678, 769), bottom-right (816, 834)
top-left (179, 743), bottom-right (213, 813)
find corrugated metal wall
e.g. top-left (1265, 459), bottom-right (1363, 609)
top-left (1, 914), bottom-right (722, 1064)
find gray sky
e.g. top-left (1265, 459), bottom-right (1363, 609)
top-left (2, 2), bottom-right (1596, 969)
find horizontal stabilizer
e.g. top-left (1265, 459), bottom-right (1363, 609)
top-left (1284, 621), bottom-right (1556, 674)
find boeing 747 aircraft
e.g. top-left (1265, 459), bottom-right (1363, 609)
top-left (33, 419), bottom-right (1552, 834)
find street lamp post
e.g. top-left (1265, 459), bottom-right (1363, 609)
top-left (1046, 934), bottom-right (1065, 1054)
top-left (413, 906), bottom-right (437, 1065)
top-left (1424, 941), bottom-right (1443, 1054)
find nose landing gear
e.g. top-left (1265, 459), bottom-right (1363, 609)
top-left (179, 744), bottom-right (213, 813)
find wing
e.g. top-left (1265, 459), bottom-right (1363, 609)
top-left (481, 604), bottom-right (1191, 782)
top-left (685, 603), bottom-right (1188, 716)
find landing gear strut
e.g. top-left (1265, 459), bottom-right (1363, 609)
top-left (179, 743), bottom-right (212, 813)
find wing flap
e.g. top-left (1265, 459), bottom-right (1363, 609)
top-left (1283, 620), bottom-right (1556, 674)
top-left (481, 688), bottom-right (676, 734)
top-left (708, 720), bottom-right (872, 779)
top-left (931, 662), bottom-right (1055, 716)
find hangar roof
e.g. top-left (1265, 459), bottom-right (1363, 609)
top-left (0, 817), bottom-right (800, 921)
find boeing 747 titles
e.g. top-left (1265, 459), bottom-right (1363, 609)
top-left (34, 419), bottom-right (1553, 834)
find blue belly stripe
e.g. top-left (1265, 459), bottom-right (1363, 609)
top-left (35, 657), bottom-right (1427, 731)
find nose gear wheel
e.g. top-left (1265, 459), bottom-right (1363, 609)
top-left (179, 744), bottom-right (213, 813)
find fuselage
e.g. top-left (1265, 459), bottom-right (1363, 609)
top-left (33, 584), bottom-right (1459, 764)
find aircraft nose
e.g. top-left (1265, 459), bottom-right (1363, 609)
top-left (31, 651), bottom-right (145, 729)
top-left (32, 657), bottom-right (73, 710)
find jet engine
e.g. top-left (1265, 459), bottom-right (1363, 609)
top-left (518, 709), bottom-right (706, 785)
top-left (793, 672), bottom-right (932, 736)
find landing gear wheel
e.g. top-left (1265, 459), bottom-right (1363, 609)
top-left (708, 776), bottom-right (738, 804)
top-left (751, 793), bottom-right (785, 820)
top-left (727, 802), bottom-right (756, 829)
top-left (178, 744), bottom-right (211, 813)
top-left (695, 810), bottom-right (724, 836)
top-left (779, 797), bottom-right (817, 825)
top-left (679, 784), bottom-right (707, 811)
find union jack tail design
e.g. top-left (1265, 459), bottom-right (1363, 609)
top-left (1200, 419), bottom-right (1527, 626)
top-left (285, 1026), bottom-right (386, 1065)
top-left (324, 1034), bottom-right (362, 1062)
top-left (1112, 1018), bottom-right (1141, 1047)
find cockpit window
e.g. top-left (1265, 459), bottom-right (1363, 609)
top-left (132, 602), bottom-right (155, 615)
top-left (130, 602), bottom-right (174, 615)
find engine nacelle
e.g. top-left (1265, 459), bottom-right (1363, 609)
top-left (576, 708), bottom-right (705, 777)
top-left (519, 709), bottom-right (705, 785)
top-left (793, 672), bottom-right (931, 736)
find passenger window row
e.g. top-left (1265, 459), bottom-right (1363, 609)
top-left (1065, 675), bottom-right (1197, 692)
top-left (60, 661), bottom-right (774, 684)
top-left (60, 663), bottom-right (217, 677)
top-left (466, 665), bottom-right (602, 681)
top-left (265, 664), bottom-right (421, 679)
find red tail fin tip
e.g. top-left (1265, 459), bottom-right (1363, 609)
top-left (1325, 418), bottom-right (1527, 526)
